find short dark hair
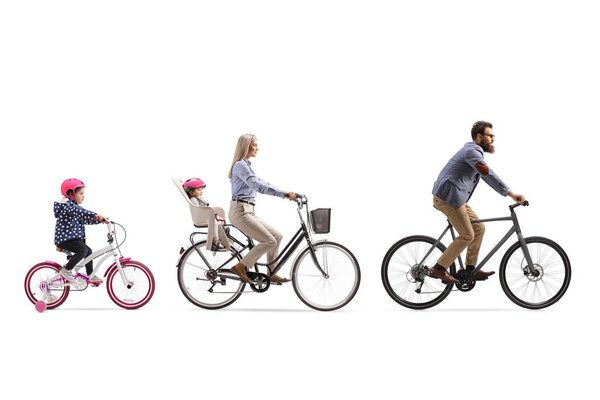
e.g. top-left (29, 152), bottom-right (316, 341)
top-left (66, 186), bottom-right (84, 198)
top-left (471, 120), bottom-right (493, 141)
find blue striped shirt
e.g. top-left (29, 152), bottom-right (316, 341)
top-left (231, 159), bottom-right (285, 201)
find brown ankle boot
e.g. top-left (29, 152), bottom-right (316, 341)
top-left (231, 262), bottom-right (252, 283)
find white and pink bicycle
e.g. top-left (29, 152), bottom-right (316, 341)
top-left (24, 219), bottom-right (155, 312)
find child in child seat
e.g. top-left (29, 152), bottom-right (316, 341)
top-left (184, 178), bottom-right (226, 251)
top-left (54, 179), bottom-right (105, 284)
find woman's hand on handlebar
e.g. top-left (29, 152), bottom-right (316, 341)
top-left (285, 192), bottom-right (296, 201)
top-left (508, 191), bottom-right (526, 204)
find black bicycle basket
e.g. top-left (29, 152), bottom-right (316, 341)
top-left (310, 208), bottom-right (331, 234)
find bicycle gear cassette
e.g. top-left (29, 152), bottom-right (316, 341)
top-left (454, 268), bottom-right (476, 292)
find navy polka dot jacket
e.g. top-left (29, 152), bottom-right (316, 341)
top-left (54, 198), bottom-right (100, 246)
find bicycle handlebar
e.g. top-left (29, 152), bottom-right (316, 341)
top-left (509, 201), bottom-right (529, 209)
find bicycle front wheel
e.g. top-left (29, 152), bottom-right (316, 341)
top-left (499, 237), bottom-right (571, 309)
top-left (24, 263), bottom-right (70, 309)
top-left (106, 260), bottom-right (155, 309)
top-left (381, 235), bottom-right (455, 310)
top-left (177, 241), bottom-right (245, 309)
top-left (292, 241), bottom-right (360, 311)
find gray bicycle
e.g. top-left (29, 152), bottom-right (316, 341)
top-left (381, 201), bottom-right (571, 309)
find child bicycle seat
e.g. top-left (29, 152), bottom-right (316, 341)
top-left (172, 178), bottom-right (230, 251)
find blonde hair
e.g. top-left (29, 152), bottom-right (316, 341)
top-left (228, 134), bottom-right (257, 178)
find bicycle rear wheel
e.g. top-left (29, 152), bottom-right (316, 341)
top-left (24, 263), bottom-right (70, 309)
top-left (499, 236), bottom-right (571, 309)
top-left (292, 241), bottom-right (360, 311)
top-left (177, 241), bottom-right (245, 309)
top-left (381, 235), bottom-right (455, 309)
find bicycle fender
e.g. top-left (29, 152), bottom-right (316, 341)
top-left (103, 258), bottom-right (132, 277)
top-left (39, 261), bottom-right (62, 269)
top-left (175, 245), bottom-right (195, 268)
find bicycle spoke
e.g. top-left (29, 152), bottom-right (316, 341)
top-left (501, 238), bottom-right (570, 309)
top-left (293, 243), bottom-right (359, 310)
top-left (178, 242), bottom-right (244, 309)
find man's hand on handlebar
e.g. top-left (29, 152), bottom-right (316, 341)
top-left (508, 191), bottom-right (526, 205)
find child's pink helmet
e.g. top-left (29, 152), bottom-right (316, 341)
top-left (184, 178), bottom-right (206, 194)
top-left (61, 179), bottom-right (85, 200)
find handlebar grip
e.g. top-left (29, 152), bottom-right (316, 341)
top-left (523, 200), bottom-right (529, 206)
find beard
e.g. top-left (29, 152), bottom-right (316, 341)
top-left (481, 142), bottom-right (495, 153)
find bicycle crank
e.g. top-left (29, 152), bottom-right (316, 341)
top-left (247, 272), bottom-right (270, 293)
top-left (454, 268), bottom-right (476, 292)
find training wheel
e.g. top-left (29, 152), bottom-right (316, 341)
top-left (35, 301), bottom-right (47, 313)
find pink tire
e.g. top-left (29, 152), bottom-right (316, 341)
top-left (106, 260), bottom-right (155, 309)
top-left (35, 301), bottom-right (47, 313)
top-left (24, 263), bottom-right (70, 310)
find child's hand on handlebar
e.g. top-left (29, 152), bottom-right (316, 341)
top-left (95, 214), bottom-right (106, 222)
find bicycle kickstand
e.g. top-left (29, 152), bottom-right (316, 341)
top-left (415, 281), bottom-right (424, 294)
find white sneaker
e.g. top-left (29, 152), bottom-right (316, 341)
top-left (88, 275), bottom-right (103, 286)
top-left (59, 268), bottom-right (74, 282)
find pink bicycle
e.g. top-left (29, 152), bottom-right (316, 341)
top-left (24, 219), bottom-right (155, 312)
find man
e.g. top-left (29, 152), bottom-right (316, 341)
top-left (430, 121), bottom-right (526, 283)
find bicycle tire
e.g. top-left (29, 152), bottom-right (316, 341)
top-left (381, 235), bottom-right (455, 310)
top-left (499, 236), bottom-right (571, 309)
top-left (291, 241), bottom-right (361, 311)
top-left (24, 262), bottom-right (70, 309)
top-left (177, 241), bottom-right (245, 310)
top-left (106, 260), bottom-right (155, 309)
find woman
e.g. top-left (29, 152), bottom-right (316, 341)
top-left (228, 134), bottom-right (296, 284)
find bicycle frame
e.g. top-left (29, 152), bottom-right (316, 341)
top-left (187, 195), bottom-right (328, 278)
top-left (418, 203), bottom-right (535, 273)
top-left (50, 221), bottom-right (131, 288)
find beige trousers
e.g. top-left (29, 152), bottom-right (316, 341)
top-left (433, 195), bottom-right (485, 268)
top-left (228, 201), bottom-right (283, 269)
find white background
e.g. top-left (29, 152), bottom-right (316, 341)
top-left (1, 1), bottom-right (598, 399)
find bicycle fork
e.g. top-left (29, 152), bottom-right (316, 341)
top-left (515, 229), bottom-right (537, 277)
top-left (114, 257), bottom-right (132, 287)
top-left (308, 241), bottom-right (329, 278)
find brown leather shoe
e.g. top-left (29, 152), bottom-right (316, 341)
top-left (429, 266), bottom-right (460, 284)
top-left (231, 262), bottom-right (252, 283)
top-left (270, 274), bottom-right (291, 283)
top-left (474, 270), bottom-right (495, 280)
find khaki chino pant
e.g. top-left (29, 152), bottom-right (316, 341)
top-left (228, 201), bottom-right (283, 270)
top-left (433, 195), bottom-right (485, 268)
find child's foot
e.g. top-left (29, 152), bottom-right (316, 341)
top-left (88, 275), bottom-right (103, 286)
top-left (59, 268), bottom-right (74, 282)
top-left (211, 242), bottom-right (227, 252)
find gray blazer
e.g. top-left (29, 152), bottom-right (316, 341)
top-left (432, 142), bottom-right (510, 208)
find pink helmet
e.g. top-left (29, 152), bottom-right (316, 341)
top-left (61, 179), bottom-right (85, 200)
top-left (184, 178), bottom-right (206, 194)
